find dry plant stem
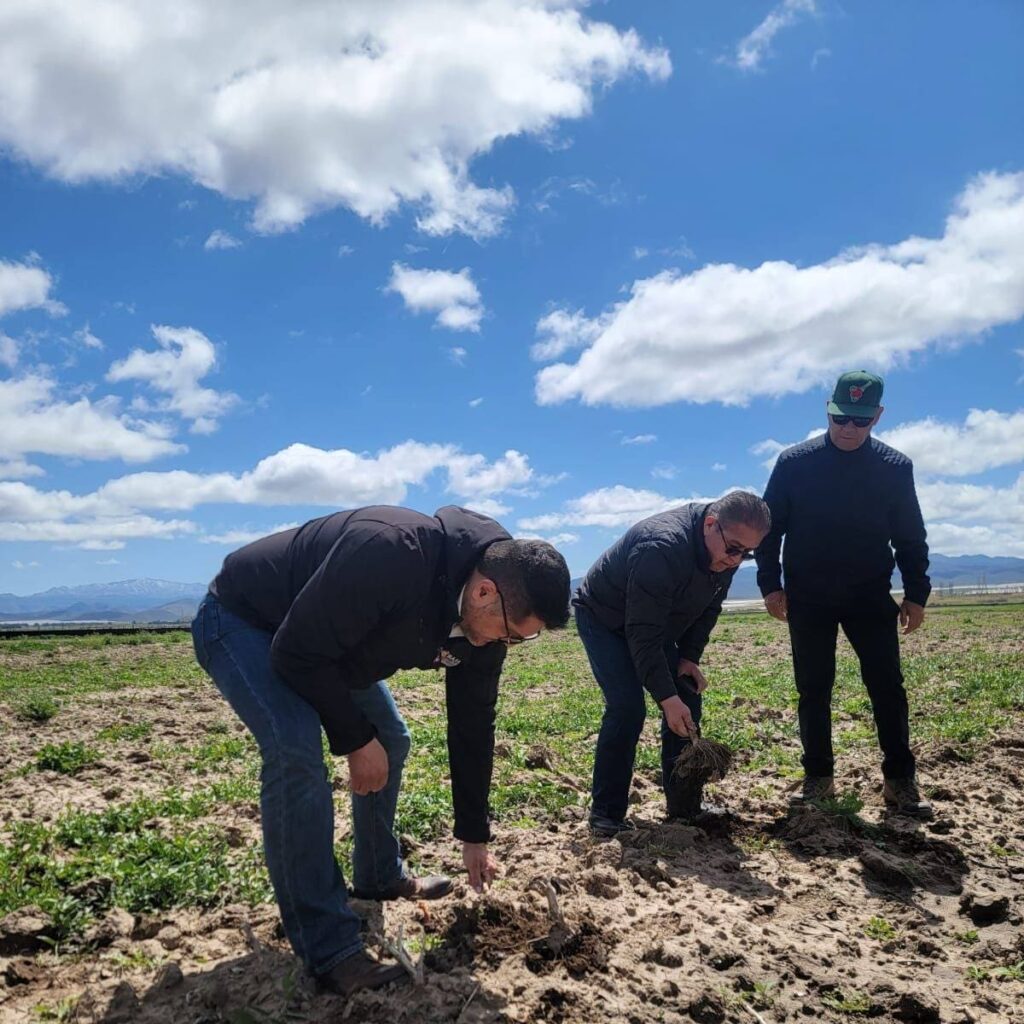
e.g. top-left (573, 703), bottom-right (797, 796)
top-left (529, 878), bottom-right (566, 928)
top-left (456, 983), bottom-right (481, 1023)
top-left (741, 1001), bottom-right (768, 1024)
top-left (381, 921), bottom-right (425, 986)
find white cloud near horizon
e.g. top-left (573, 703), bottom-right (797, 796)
top-left (107, 325), bottom-right (240, 434)
top-left (0, 1), bottom-right (668, 237)
top-left (727, 0), bottom-right (817, 72)
top-left (534, 172), bottom-right (1024, 409)
top-left (387, 264), bottom-right (485, 332)
top-left (518, 485), bottom-right (723, 532)
top-left (918, 475), bottom-right (1024, 557)
top-left (0, 441), bottom-right (551, 548)
top-left (201, 523), bottom-right (300, 545)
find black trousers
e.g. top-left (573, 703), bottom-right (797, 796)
top-left (787, 593), bottom-right (915, 780)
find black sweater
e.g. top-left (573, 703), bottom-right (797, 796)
top-left (209, 504), bottom-right (509, 843)
top-left (574, 503), bottom-right (736, 702)
top-left (756, 434), bottom-right (931, 607)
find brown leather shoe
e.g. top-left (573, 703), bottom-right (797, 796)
top-left (350, 873), bottom-right (453, 902)
top-left (789, 775), bottom-right (836, 806)
top-left (316, 951), bottom-right (407, 996)
top-left (883, 777), bottom-right (934, 820)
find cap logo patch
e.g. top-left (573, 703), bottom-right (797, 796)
top-left (849, 385), bottom-right (865, 402)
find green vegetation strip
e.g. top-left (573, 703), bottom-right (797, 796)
top-left (1, 606), bottom-right (1021, 945)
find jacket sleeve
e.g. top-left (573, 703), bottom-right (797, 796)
top-left (624, 541), bottom-right (680, 703)
top-left (270, 527), bottom-right (421, 755)
top-left (756, 459), bottom-right (788, 596)
top-left (445, 641), bottom-right (505, 843)
top-left (677, 578), bottom-right (728, 664)
top-left (891, 462), bottom-right (931, 607)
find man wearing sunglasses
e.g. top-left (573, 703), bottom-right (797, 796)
top-left (756, 370), bottom-right (933, 818)
top-left (574, 491), bottom-right (771, 835)
top-left (191, 505), bottom-right (569, 995)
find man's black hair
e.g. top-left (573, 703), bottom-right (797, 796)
top-left (708, 490), bottom-right (771, 534)
top-left (477, 539), bottom-right (571, 628)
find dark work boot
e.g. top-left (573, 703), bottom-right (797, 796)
top-left (350, 873), bottom-right (453, 902)
top-left (789, 775), bottom-right (836, 806)
top-left (315, 951), bottom-right (407, 996)
top-left (589, 815), bottom-right (635, 838)
top-left (666, 781), bottom-right (704, 822)
top-left (883, 777), bottom-right (933, 820)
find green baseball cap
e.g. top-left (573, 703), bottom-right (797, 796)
top-left (827, 370), bottom-right (884, 417)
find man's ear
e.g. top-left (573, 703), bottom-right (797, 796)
top-left (873, 406), bottom-right (884, 426)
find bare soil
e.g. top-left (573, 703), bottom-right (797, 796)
top-left (2, 680), bottom-right (1022, 1024)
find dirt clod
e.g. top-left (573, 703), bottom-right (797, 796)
top-left (0, 906), bottom-right (53, 956)
top-left (894, 991), bottom-right (941, 1023)
top-left (960, 893), bottom-right (1010, 926)
top-left (688, 992), bottom-right (727, 1023)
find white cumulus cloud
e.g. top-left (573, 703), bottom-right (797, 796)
top-left (0, 441), bottom-right (552, 548)
top-left (0, 257), bottom-right (66, 318)
top-left (0, 1), bottom-right (668, 237)
top-left (876, 409), bottom-right (1024, 477)
top-left (107, 324), bottom-right (240, 434)
top-left (0, 374), bottom-right (183, 464)
top-left (535, 172), bottom-right (1024, 409)
top-left (387, 264), bottom-right (485, 333)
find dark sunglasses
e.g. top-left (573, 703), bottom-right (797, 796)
top-left (830, 414), bottom-right (874, 428)
top-left (496, 587), bottom-right (540, 645)
top-left (715, 520), bottom-right (756, 562)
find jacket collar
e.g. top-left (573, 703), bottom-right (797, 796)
top-left (693, 502), bottom-right (713, 573)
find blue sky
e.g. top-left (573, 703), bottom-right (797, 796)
top-left (1, 0), bottom-right (1023, 594)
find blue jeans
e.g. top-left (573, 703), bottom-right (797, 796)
top-left (576, 603), bottom-right (702, 822)
top-left (191, 593), bottom-right (411, 976)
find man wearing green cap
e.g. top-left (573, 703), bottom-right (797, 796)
top-left (755, 371), bottom-right (933, 818)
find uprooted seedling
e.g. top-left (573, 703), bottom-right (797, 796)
top-left (671, 738), bottom-right (734, 785)
top-left (665, 738), bottom-right (733, 817)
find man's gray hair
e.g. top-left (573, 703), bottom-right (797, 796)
top-left (707, 490), bottom-right (771, 533)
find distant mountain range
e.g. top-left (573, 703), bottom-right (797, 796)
top-left (572, 553), bottom-right (1024, 603)
top-left (0, 579), bottom-right (207, 624)
top-left (2, 554), bottom-right (1022, 625)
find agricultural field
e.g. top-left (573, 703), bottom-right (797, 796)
top-left (1, 606), bottom-right (1022, 1024)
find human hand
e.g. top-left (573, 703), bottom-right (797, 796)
top-left (764, 590), bottom-right (788, 621)
top-left (899, 600), bottom-right (925, 635)
top-left (677, 658), bottom-right (708, 694)
top-left (463, 842), bottom-right (498, 893)
top-left (660, 694), bottom-right (698, 741)
top-left (347, 738), bottom-right (388, 795)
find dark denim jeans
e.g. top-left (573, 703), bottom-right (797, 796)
top-left (191, 593), bottom-right (411, 976)
top-left (787, 593), bottom-right (915, 779)
top-left (575, 603), bottom-right (702, 822)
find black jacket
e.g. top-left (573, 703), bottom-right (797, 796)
top-left (574, 503), bottom-right (736, 702)
top-left (209, 504), bottom-right (509, 843)
top-left (756, 433), bottom-right (931, 607)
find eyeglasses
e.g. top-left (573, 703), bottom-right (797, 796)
top-left (496, 586), bottom-right (540, 645)
top-left (830, 414), bottom-right (874, 428)
top-left (715, 520), bottom-right (756, 562)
